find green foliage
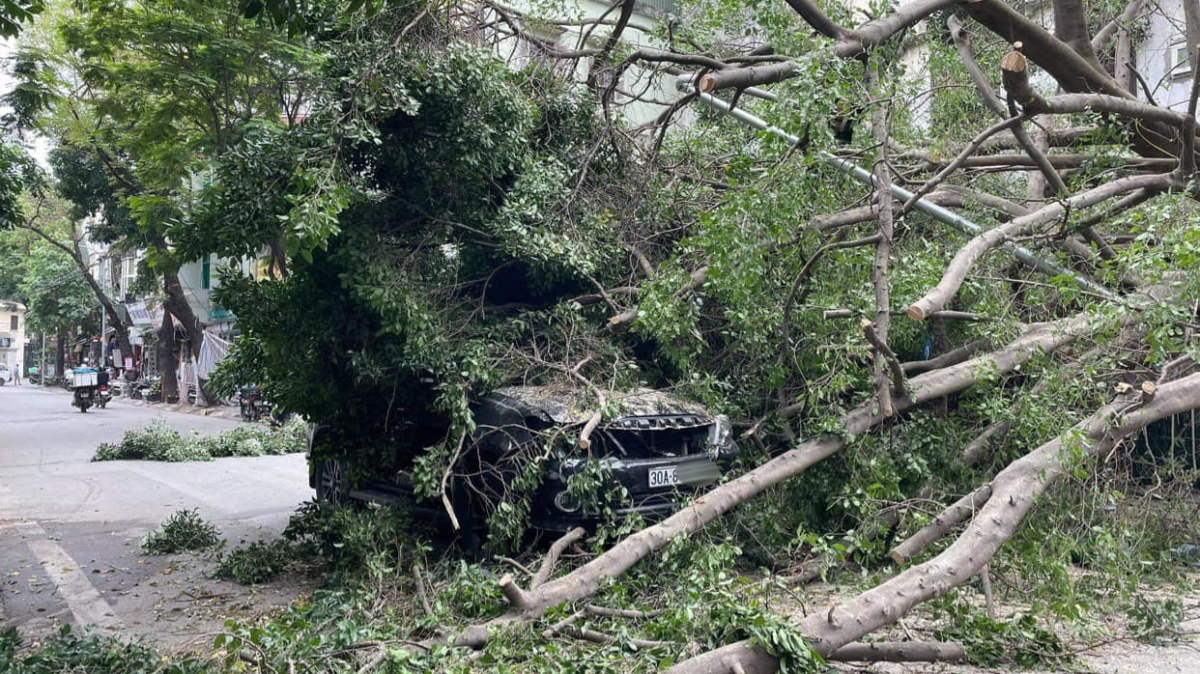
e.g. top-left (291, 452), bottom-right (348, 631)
top-left (0, 143), bottom-right (32, 229)
top-left (207, 39), bottom-right (630, 493)
top-left (284, 499), bottom-right (432, 579)
top-left (93, 418), bottom-right (306, 462)
top-left (213, 539), bottom-right (294, 585)
top-left (93, 420), bottom-right (209, 462)
top-left (933, 599), bottom-right (1071, 668)
top-left (211, 585), bottom-right (440, 673)
top-left (18, 242), bottom-right (99, 338)
top-left (439, 561), bottom-right (508, 620)
top-left (1125, 596), bottom-right (1185, 644)
top-left (0, 625), bottom-right (205, 674)
top-left (140, 509), bottom-right (221, 555)
top-left (0, 0), bottom-right (42, 38)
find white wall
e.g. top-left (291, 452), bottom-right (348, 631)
top-left (1135, 0), bottom-right (1193, 112)
top-left (485, 0), bottom-right (678, 125)
top-left (0, 301), bottom-right (28, 371)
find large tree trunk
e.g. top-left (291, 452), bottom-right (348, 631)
top-left (78, 264), bottom-right (134, 366)
top-left (158, 311), bottom-right (179, 403)
top-left (161, 267), bottom-right (211, 403)
top-left (668, 371), bottom-right (1200, 674)
top-left (161, 269), bottom-right (205, 363)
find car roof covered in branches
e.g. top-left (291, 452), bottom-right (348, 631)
top-left (488, 386), bottom-right (713, 426)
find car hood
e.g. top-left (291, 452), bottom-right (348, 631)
top-left (491, 386), bottom-right (713, 426)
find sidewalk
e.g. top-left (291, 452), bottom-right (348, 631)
top-left (136, 399), bottom-right (244, 420)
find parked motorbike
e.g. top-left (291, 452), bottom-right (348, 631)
top-left (239, 386), bottom-right (265, 422)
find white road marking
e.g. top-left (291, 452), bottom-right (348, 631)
top-left (14, 521), bottom-right (122, 632)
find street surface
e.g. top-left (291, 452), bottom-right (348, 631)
top-left (0, 384), bottom-right (312, 647)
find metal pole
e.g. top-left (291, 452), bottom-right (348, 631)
top-left (40, 332), bottom-right (45, 386)
top-left (674, 78), bottom-right (1122, 302)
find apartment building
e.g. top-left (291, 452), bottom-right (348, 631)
top-left (0, 300), bottom-right (27, 374)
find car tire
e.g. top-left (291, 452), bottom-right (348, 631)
top-left (450, 479), bottom-right (486, 558)
top-left (315, 458), bottom-right (350, 506)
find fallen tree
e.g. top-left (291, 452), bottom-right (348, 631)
top-left (432, 310), bottom-right (1127, 651)
top-left (41, 0), bottom-right (1192, 669)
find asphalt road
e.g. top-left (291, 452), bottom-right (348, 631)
top-left (0, 384), bottom-right (311, 639)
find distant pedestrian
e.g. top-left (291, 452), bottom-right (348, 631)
top-left (12, 363), bottom-right (20, 386)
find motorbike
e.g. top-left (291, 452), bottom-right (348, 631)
top-left (239, 386), bottom-right (265, 422)
top-left (72, 384), bottom-right (96, 412)
top-left (70, 367), bottom-right (108, 413)
top-left (97, 383), bottom-right (112, 409)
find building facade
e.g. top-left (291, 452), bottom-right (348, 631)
top-left (0, 300), bottom-right (27, 374)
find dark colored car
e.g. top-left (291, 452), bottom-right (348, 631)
top-left (307, 386), bottom-right (738, 532)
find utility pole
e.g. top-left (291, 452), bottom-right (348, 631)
top-left (99, 254), bottom-right (107, 367)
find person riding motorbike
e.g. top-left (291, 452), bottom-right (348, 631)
top-left (71, 363), bottom-right (100, 412)
top-left (96, 368), bottom-right (112, 408)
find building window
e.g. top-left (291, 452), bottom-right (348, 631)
top-left (122, 257), bottom-right (138, 299)
top-left (202, 258), bottom-right (211, 290)
top-left (9, 315), bottom-right (17, 331)
top-left (1169, 40), bottom-right (1192, 80)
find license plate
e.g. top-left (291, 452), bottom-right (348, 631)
top-left (648, 466), bottom-right (679, 488)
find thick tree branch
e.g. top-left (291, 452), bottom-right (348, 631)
top-left (1091, 0), bottom-right (1146, 53)
top-left (889, 485), bottom-right (994, 564)
top-left (669, 371), bottom-right (1200, 674)
top-left (902, 115), bottom-right (1024, 211)
top-left (1052, 0), bottom-right (1102, 69)
top-left (780, 0), bottom-right (846, 40)
top-left (961, 0), bottom-right (1126, 97)
top-left (698, 61), bottom-right (796, 94)
top-left (835, 0), bottom-right (962, 58)
top-left (829, 641), bottom-right (966, 663)
top-left (907, 172), bottom-right (1176, 320)
top-left (868, 66), bottom-right (897, 418)
top-left (862, 319), bottom-right (906, 397)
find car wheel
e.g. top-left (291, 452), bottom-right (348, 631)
top-left (450, 480), bottom-right (486, 557)
top-left (315, 458), bottom-right (350, 506)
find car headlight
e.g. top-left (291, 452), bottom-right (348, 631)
top-left (707, 414), bottom-right (732, 454)
top-left (554, 490), bottom-right (581, 513)
top-left (305, 423), bottom-right (319, 455)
